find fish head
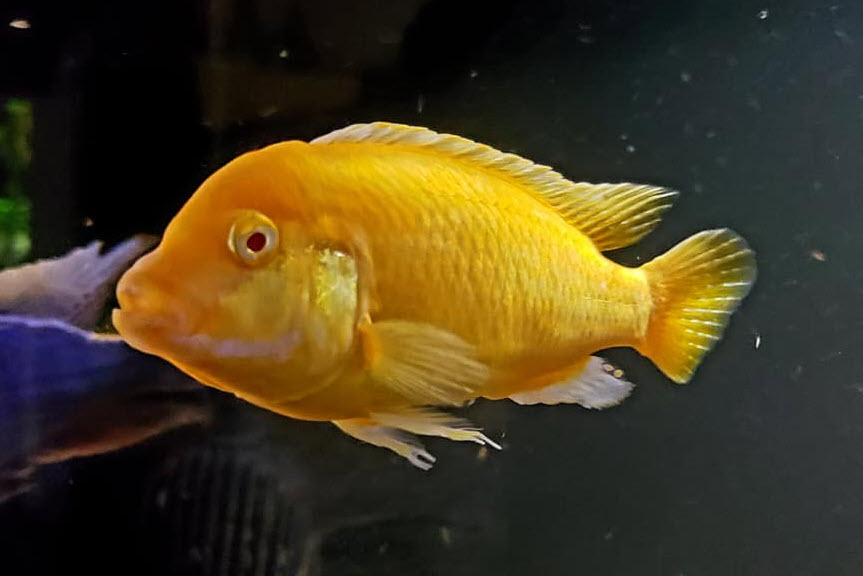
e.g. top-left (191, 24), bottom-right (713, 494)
top-left (113, 146), bottom-right (359, 398)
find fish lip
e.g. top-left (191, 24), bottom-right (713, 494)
top-left (112, 307), bottom-right (187, 355)
top-left (112, 307), bottom-right (176, 334)
top-left (113, 308), bottom-right (302, 362)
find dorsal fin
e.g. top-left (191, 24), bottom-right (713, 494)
top-left (311, 122), bottom-right (678, 252)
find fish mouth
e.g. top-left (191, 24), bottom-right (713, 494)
top-left (113, 307), bottom-right (302, 363)
top-left (112, 307), bottom-right (182, 356)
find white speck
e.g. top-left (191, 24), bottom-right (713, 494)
top-left (834, 29), bottom-right (852, 44)
top-left (625, 144), bottom-right (636, 153)
top-left (604, 529), bottom-right (614, 541)
top-left (757, 9), bottom-right (769, 20)
top-left (469, 69), bottom-right (478, 79)
top-left (278, 49), bottom-right (289, 59)
top-left (417, 94), bottom-right (425, 114)
top-left (9, 18), bottom-right (30, 30)
top-left (439, 526), bottom-right (453, 547)
top-left (755, 334), bottom-right (761, 349)
top-left (680, 70), bottom-right (691, 83)
top-left (83, 217), bottom-right (94, 228)
top-left (620, 133), bottom-right (629, 141)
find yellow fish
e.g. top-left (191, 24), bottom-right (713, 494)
top-left (113, 122), bottom-right (756, 469)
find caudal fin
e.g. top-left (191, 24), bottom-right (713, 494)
top-left (638, 229), bottom-right (756, 383)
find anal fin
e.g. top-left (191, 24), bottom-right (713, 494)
top-left (509, 356), bottom-right (634, 409)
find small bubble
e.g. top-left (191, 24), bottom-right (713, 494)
top-left (469, 69), bottom-right (478, 78)
top-left (757, 9), bottom-right (769, 20)
top-left (625, 144), bottom-right (636, 153)
top-left (83, 217), bottom-right (94, 228)
top-left (705, 130), bottom-right (716, 139)
top-left (680, 70), bottom-right (692, 83)
top-left (417, 94), bottom-right (425, 114)
top-left (613, 369), bottom-right (624, 378)
top-left (754, 334), bottom-right (762, 349)
top-left (620, 133), bottom-right (629, 141)
top-left (809, 249), bottom-right (827, 262)
top-left (278, 49), bottom-right (289, 59)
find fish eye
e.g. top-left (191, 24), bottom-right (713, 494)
top-left (229, 211), bottom-right (279, 265)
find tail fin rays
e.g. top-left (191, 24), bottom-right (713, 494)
top-left (638, 229), bottom-right (756, 383)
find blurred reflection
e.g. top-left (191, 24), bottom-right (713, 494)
top-left (134, 410), bottom-right (503, 576)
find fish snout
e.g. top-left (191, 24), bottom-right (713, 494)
top-left (115, 266), bottom-right (194, 335)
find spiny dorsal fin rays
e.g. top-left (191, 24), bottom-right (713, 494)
top-left (311, 122), bottom-right (678, 252)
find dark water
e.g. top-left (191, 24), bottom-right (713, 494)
top-left (1, 0), bottom-right (861, 574)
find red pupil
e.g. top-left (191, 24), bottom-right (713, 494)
top-left (246, 232), bottom-right (267, 252)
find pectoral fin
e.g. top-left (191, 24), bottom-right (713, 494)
top-left (359, 320), bottom-right (489, 406)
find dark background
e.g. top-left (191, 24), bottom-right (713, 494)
top-left (1, 0), bottom-right (861, 574)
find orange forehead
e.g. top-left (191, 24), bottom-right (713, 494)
top-left (162, 140), bottom-right (312, 245)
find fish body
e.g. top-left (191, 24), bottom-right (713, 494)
top-left (114, 122), bottom-right (756, 468)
